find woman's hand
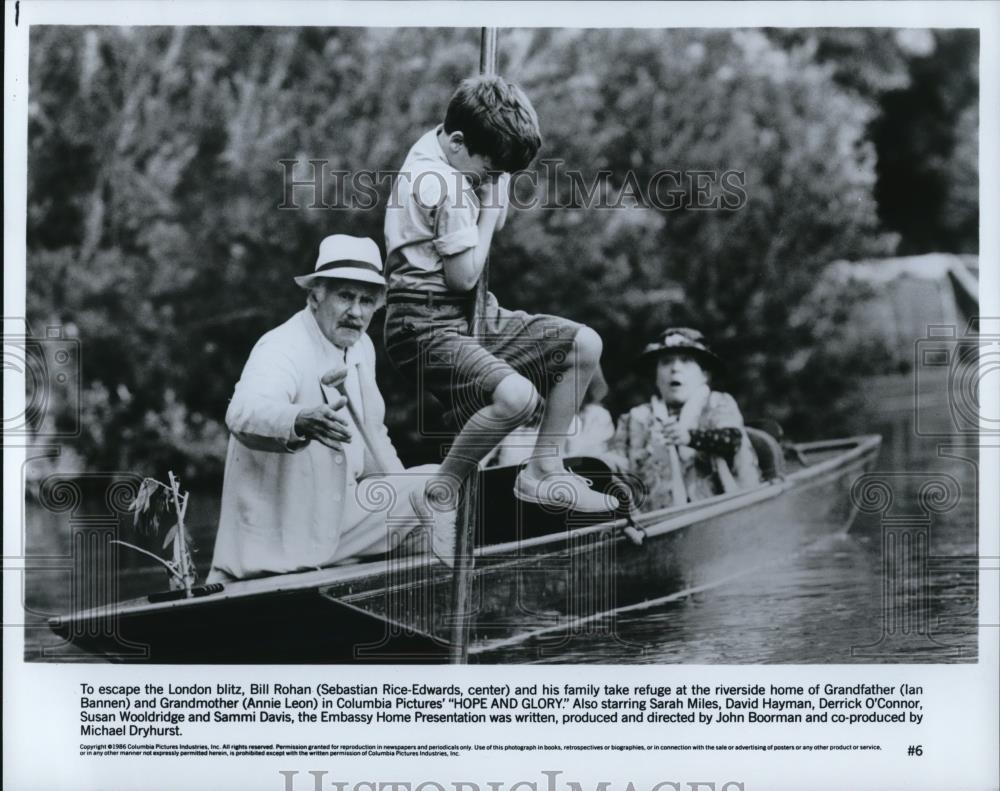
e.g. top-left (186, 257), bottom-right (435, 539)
top-left (659, 417), bottom-right (691, 448)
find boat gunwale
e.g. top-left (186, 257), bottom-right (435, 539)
top-left (348, 433), bottom-right (881, 584)
top-left (48, 434), bottom-right (882, 627)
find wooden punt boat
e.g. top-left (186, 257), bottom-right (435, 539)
top-left (48, 431), bottom-right (881, 663)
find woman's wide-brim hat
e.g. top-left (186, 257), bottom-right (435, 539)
top-left (638, 327), bottom-right (724, 372)
top-left (294, 234), bottom-right (386, 289)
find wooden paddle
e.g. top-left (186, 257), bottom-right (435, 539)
top-left (650, 397), bottom-right (689, 506)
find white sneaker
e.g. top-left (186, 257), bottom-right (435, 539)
top-left (409, 488), bottom-right (457, 568)
top-left (513, 469), bottom-right (619, 513)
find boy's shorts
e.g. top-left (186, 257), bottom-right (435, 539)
top-left (384, 292), bottom-right (582, 427)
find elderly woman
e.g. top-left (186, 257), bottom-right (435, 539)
top-left (610, 328), bottom-right (761, 512)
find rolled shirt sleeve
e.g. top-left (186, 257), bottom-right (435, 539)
top-left (429, 175), bottom-right (480, 258)
top-left (386, 128), bottom-right (505, 293)
top-left (431, 172), bottom-right (509, 255)
top-left (432, 225), bottom-right (479, 258)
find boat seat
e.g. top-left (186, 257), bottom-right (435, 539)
top-left (746, 426), bottom-right (785, 481)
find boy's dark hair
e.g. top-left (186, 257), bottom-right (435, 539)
top-left (443, 75), bottom-right (542, 173)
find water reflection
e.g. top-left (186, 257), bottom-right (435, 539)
top-left (477, 377), bottom-right (980, 664)
top-left (479, 525), bottom-right (977, 664)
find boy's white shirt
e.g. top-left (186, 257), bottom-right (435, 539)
top-left (415, 167), bottom-right (510, 229)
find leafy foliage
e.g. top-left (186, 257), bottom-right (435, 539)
top-left (125, 474), bottom-right (197, 589)
top-left (129, 477), bottom-right (173, 537)
top-left (26, 27), bottom-right (977, 475)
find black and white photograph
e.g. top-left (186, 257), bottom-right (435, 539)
top-left (4, 2), bottom-right (998, 790)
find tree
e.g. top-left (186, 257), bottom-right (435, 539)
top-left (30, 26), bottom-right (973, 477)
top-left (496, 29), bottom-right (895, 433)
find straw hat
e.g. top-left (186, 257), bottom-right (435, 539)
top-left (638, 327), bottom-right (724, 373)
top-left (293, 235), bottom-right (385, 289)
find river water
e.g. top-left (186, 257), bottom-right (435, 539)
top-left (22, 373), bottom-right (980, 664)
top-left (482, 372), bottom-right (980, 664)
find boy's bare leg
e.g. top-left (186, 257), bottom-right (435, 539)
top-left (412, 327), bottom-right (611, 558)
top-left (525, 326), bottom-right (603, 478)
top-left (514, 326), bottom-right (616, 512)
top-left (418, 372), bottom-right (539, 507)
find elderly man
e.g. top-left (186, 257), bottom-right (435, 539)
top-left (208, 235), bottom-right (444, 582)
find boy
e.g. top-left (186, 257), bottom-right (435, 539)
top-left (384, 75), bottom-right (617, 553)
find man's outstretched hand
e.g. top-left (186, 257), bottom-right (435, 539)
top-left (294, 401), bottom-right (351, 450)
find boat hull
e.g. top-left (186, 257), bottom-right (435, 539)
top-left (47, 435), bottom-right (881, 663)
